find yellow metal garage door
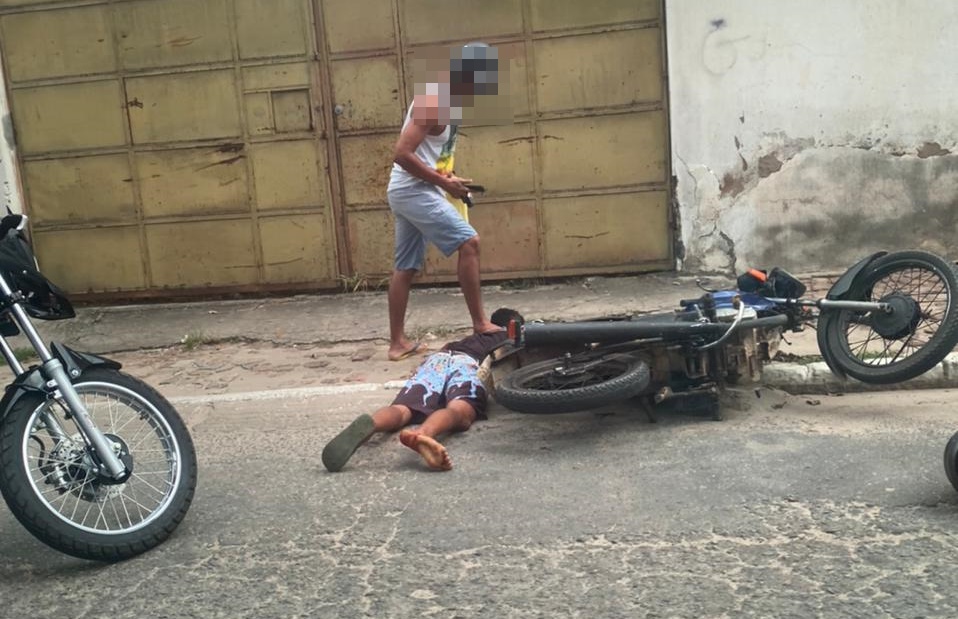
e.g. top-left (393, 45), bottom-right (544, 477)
top-left (1, 0), bottom-right (670, 298)
top-left (1, 0), bottom-right (340, 298)
top-left (325, 0), bottom-right (671, 283)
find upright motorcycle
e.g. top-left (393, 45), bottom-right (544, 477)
top-left (0, 214), bottom-right (196, 561)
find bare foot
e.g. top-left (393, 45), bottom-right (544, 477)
top-left (473, 321), bottom-right (504, 335)
top-left (388, 340), bottom-right (427, 362)
top-left (399, 430), bottom-right (453, 471)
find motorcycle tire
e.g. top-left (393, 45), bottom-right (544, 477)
top-left (0, 368), bottom-right (197, 562)
top-left (945, 432), bottom-right (958, 493)
top-left (495, 354), bottom-right (650, 414)
top-left (819, 250), bottom-right (958, 384)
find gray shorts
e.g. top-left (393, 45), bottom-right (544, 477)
top-left (387, 182), bottom-right (477, 271)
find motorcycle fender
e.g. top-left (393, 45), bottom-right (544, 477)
top-left (0, 344), bottom-right (121, 423)
top-left (826, 252), bottom-right (887, 300)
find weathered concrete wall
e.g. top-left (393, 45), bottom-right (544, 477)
top-left (667, 0), bottom-right (958, 275)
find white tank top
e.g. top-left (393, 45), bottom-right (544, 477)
top-left (388, 103), bottom-right (452, 192)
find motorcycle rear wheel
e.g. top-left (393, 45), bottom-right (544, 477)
top-left (0, 368), bottom-right (197, 562)
top-left (495, 353), bottom-right (650, 414)
top-left (818, 251), bottom-right (958, 384)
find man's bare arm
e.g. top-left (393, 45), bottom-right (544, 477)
top-left (393, 122), bottom-right (471, 199)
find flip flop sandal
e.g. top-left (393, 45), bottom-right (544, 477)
top-left (389, 342), bottom-right (427, 362)
top-left (322, 414), bottom-right (375, 472)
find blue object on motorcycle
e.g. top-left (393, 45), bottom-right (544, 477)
top-left (684, 290), bottom-right (778, 313)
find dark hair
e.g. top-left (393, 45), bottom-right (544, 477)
top-left (450, 42), bottom-right (499, 95)
top-left (490, 307), bottom-right (523, 328)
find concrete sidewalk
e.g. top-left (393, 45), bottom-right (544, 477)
top-left (30, 271), bottom-right (958, 395)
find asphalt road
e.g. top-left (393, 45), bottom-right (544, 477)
top-left (3, 387), bottom-right (958, 618)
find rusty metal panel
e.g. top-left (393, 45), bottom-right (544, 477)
top-left (543, 192), bottom-right (669, 269)
top-left (260, 214), bottom-right (336, 283)
top-left (126, 70), bottom-right (242, 144)
top-left (338, 133), bottom-right (394, 206)
top-left (530, 0), bottom-right (659, 31)
top-left (501, 41), bottom-right (530, 118)
top-left (32, 227), bottom-right (146, 293)
top-left (114, 0), bottom-right (233, 70)
top-left (347, 209), bottom-right (393, 276)
top-left (245, 92), bottom-right (273, 135)
top-left (234, 0), bottom-right (309, 59)
top-left (146, 220), bottom-right (258, 288)
top-left (402, 0), bottom-right (522, 44)
top-left (322, 0), bottom-right (395, 53)
top-left (137, 147), bottom-right (249, 218)
top-left (251, 140), bottom-right (327, 210)
top-left (24, 154), bottom-right (134, 225)
top-left (242, 62), bottom-right (313, 135)
top-left (11, 81), bottom-right (126, 154)
top-left (272, 90), bottom-right (313, 132)
top-left (539, 111), bottom-right (666, 191)
top-left (0, 0), bottom-right (74, 5)
top-left (425, 199), bottom-right (538, 275)
top-left (455, 123), bottom-right (535, 197)
top-left (535, 29), bottom-right (662, 113)
top-left (1, 6), bottom-right (115, 82)
top-left (330, 56), bottom-right (402, 131)
top-left (242, 62), bottom-right (310, 90)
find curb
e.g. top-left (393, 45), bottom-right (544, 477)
top-left (761, 353), bottom-right (958, 395)
top-left (167, 357), bottom-right (958, 406)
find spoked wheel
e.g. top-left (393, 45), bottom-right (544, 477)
top-left (0, 368), bottom-right (197, 562)
top-left (819, 251), bottom-right (958, 384)
top-left (945, 432), bottom-right (958, 492)
top-left (495, 353), bottom-right (650, 414)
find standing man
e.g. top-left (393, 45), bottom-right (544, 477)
top-left (386, 43), bottom-right (500, 361)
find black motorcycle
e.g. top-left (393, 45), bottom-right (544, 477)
top-left (497, 250), bottom-right (958, 418)
top-left (0, 214), bottom-right (196, 561)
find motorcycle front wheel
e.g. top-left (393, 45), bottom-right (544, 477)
top-left (818, 250), bottom-right (958, 384)
top-left (0, 368), bottom-right (197, 562)
top-left (495, 353), bottom-right (650, 414)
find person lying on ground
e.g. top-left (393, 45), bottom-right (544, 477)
top-left (322, 307), bottom-right (522, 472)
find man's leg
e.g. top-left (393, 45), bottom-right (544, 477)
top-left (399, 399), bottom-right (477, 471)
top-left (457, 235), bottom-right (500, 334)
top-left (322, 404), bottom-right (414, 472)
top-left (387, 268), bottom-right (424, 360)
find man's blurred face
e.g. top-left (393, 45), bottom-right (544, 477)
top-left (411, 44), bottom-right (511, 127)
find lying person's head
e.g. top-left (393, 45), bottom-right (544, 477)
top-left (490, 307), bottom-right (524, 329)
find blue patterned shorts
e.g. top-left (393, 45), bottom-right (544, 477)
top-left (391, 352), bottom-right (488, 421)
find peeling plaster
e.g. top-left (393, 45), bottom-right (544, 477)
top-left (669, 1), bottom-right (958, 275)
top-left (714, 147), bottom-right (958, 273)
top-left (918, 141), bottom-right (951, 159)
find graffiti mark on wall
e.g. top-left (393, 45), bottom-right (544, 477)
top-left (702, 19), bottom-right (767, 75)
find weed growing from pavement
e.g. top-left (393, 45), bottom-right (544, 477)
top-left (499, 278), bottom-right (546, 291)
top-left (180, 331), bottom-right (209, 351)
top-left (337, 273), bottom-right (389, 293)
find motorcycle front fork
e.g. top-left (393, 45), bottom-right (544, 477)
top-left (40, 358), bottom-right (128, 480)
top-left (1, 295), bottom-right (127, 480)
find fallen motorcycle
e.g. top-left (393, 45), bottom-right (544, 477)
top-left (0, 214), bottom-right (197, 561)
top-left (496, 250), bottom-right (958, 419)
